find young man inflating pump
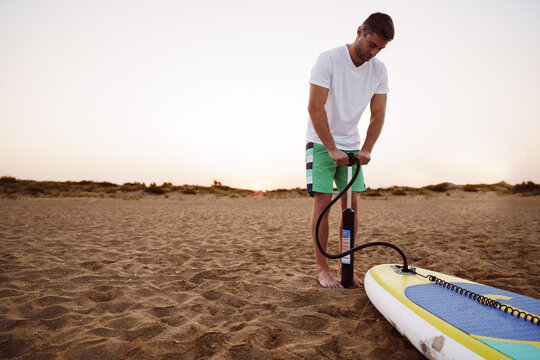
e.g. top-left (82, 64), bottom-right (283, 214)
top-left (305, 13), bottom-right (395, 288)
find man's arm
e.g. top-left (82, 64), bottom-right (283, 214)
top-left (307, 84), bottom-right (349, 166)
top-left (357, 93), bottom-right (387, 165)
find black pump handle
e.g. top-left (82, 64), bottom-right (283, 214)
top-left (347, 152), bottom-right (356, 166)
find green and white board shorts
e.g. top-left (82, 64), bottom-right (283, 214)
top-left (305, 142), bottom-right (366, 197)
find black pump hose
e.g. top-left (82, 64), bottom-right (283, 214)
top-left (314, 154), bottom-right (411, 272)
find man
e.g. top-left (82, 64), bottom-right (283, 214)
top-left (306, 13), bottom-right (394, 289)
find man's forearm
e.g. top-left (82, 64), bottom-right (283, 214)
top-left (309, 107), bottom-right (338, 152)
top-left (361, 115), bottom-right (385, 153)
top-left (309, 106), bottom-right (350, 166)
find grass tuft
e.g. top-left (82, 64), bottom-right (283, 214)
top-left (145, 183), bottom-right (166, 195)
top-left (422, 182), bottom-right (455, 193)
top-left (512, 181), bottom-right (540, 195)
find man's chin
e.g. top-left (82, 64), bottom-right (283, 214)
top-left (360, 54), bottom-right (372, 62)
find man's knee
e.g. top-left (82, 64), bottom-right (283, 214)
top-left (313, 192), bottom-right (332, 214)
top-left (313, 192), bottom-right (332, 204)
top-left (340, 192), bottom-right (359, 210)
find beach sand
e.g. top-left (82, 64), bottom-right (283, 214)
top-left (1, 193), bottom-right (539, 359)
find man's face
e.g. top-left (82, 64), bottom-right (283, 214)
top-left (355, 32), bottom-right (389, 62)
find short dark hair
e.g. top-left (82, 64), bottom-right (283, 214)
top-left (363, 12), bottom-right (394, 41)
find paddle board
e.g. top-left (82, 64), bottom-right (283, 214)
top-left (364, 264), bottom-right (540, 360)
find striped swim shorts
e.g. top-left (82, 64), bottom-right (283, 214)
top-left (305, 142), bottom-right (365, 197)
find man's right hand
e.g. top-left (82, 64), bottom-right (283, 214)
top-left (328, 148), bottom-right (349, 166)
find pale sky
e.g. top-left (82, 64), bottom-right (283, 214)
top-left (1, 0), bottom-right (539, 190)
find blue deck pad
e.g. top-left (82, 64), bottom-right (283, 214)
top-left (405, 283), bottom-right (540, 342)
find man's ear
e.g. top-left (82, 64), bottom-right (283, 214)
top-left (357, 25), bottom-right (365, 38)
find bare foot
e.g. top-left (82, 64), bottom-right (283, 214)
top-left (318, 271), bottom-right (343, 289)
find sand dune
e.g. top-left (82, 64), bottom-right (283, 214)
top-left (1, 193), bottom-right (538, 359)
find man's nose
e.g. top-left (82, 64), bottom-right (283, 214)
top-left (371, 49), bottom-right (380, 57)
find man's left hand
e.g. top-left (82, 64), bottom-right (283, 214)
top-left (356, 150), bottom-right (371, 165)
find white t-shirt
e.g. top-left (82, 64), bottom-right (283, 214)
top-left (306, 45), bottom-right (389, 150)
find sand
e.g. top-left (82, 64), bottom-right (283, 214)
top-left (0, 193), bottom-right (539, 359)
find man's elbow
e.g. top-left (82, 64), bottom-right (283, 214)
top-left (370, 113), bottom-right (386, 125)
top-left (308, 102), bottom-right (327, 118)
top-left (307, 104), bottom-right (320, 117)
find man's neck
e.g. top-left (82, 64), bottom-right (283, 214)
top-left (347, 43), bottom-right (364, 67)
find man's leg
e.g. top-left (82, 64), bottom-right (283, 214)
top-left (311, 192), bottom-right (343, 289)
top-left (338, 191), bottom-right (363, 288)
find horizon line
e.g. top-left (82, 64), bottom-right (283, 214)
top-left (1, 175), bottom-right (538, 192)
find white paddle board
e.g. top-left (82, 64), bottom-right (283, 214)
top-left (364, 264), bottom-right (540, 359)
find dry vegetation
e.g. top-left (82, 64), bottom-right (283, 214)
top-left (1, 176), bottom-right (538, 199)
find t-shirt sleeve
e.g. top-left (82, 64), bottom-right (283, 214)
top-left (375, 64), bottom-right (389, 94)
top-left (309, 53), bottom-right (333, 89)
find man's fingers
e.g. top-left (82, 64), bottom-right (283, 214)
top-left (356, 151), bottom-right (371, 166)
top-left (330, 150), bottom-right (349, 166)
